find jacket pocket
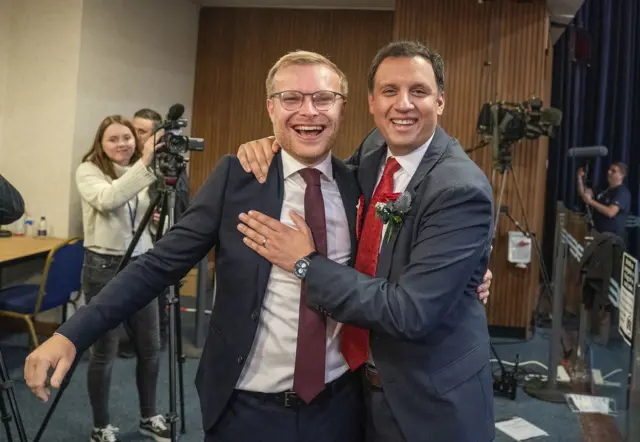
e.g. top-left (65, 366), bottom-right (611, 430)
top-left (429, 344), bottom-right (489, 396)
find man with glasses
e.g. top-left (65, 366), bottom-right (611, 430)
top-left (25, 50), bottom-right (365, 442)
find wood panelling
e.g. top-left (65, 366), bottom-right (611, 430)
top-left (190, 2), bottom-right (553, 332)
top-left (189, 7), bottom-right (394, 197)
top-left (395, 0), bottom-right (553, 331)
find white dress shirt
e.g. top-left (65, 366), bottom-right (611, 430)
top-left (369, 132), bottom-right (434, 365)
top-left (376, 132), bottom-right (435, 249)
top-left (236, 149), bottom-right (351, 392)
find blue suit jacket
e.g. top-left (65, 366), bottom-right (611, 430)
top-left (58, 153), bottom-right (360, 433)
top-left (305, 126), bottom-right (496, 442)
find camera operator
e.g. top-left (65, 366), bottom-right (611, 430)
top-left (577, 162), bottom-right (631, 241)
top-left (0, 173), bottom-right (25, 225)
top-left (75, 115), bottom-right (170, 442)
top-left (132, 108), bottom-right (191, 352)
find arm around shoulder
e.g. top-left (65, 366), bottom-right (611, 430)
top-left (305, 181), bottom-right (493, 340)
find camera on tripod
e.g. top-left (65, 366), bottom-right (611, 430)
top-left (476, 98), bottom-right (563, 171)
top-left (154, 104), bottom-right (204, 178)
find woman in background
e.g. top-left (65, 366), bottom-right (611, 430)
top-left (76, 115), bottom-right (169, 442)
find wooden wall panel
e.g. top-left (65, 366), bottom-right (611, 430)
top-left (189, 8), bottom-right (394, 198)
top-left (395, 0), bottom-right (552, 333)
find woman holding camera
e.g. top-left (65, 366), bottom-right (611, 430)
top-left (76, 115), bottom-right (169, 442)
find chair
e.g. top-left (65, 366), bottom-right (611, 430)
top-left (0, 237), bottom-right (84, 348)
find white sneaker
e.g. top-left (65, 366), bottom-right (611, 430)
top-left (139, 415), bottom-right (171, 442)
top-left (90, 424), bottom-right (120, 442)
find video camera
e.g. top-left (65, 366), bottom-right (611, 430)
top-left (476, 97), bottom-right (562, 171)
top-left (157, 103), bottom-right (204, 155)
top-left (153, 104), bottom-right (204, 178)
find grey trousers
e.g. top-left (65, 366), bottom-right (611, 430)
top-left (82, 250), bottom-right (161, 428)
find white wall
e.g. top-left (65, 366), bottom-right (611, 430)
top-left (0, 0), bottom-right (200, 238)
top-left (0, 0), bottom-right (84, 236)
top-left (69, 0), bottom-right (200, 236)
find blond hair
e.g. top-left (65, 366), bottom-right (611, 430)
top-left (265, 50), bottom-right (348, 97)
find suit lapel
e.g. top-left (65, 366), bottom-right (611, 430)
top-left (255, 153), bottom-right (285, 304)
top-left (376, 126), bottom-right (450, 278)
top-left (358, 143), bottom-right (387, 208)
top-left (332, 157), bottom-right (360, 265)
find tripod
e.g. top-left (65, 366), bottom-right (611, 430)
top-left (487, 145), bottom-right (554, 399)
top-left (0, 348), bottom-right (28, 442)
top-left (34, 175), bottom-right (187, 442)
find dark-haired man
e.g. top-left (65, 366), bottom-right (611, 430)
top-left (578, 162), bottom-right (631, 240)
top-left (237, 40), bottom-right (495, 442)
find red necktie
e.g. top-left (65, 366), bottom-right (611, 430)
top-left (340, 157), bottom-right (401, 370)
top-left (294, 168), bottom-right (328, 403)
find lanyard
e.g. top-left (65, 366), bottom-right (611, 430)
top-left (126, 196), bottom-right (139, 235)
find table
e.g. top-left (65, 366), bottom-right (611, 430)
top-left (0, 236), bottom-right (67, 264)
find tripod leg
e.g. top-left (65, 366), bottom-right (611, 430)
top-left (173, 291), bottom-right (187, 434)
top-left (33, 355), bottom-right (82, 442)
top-left (492, 168), bottom-right (509, 238)
top-left (0, 349), bottom-right (27, 442)
top-left (0, 392), bottom-right (15, 442)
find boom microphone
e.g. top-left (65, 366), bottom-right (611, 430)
top-left (567, 146), bottom-right (608, 158)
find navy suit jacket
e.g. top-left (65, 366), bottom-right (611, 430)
top-left (305, 126), bottom-right (496, 442)
top-left (58, 153), bottom-right (361, 433)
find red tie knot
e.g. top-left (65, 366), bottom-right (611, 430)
top-left (383, 157), bottom-right (401, 178)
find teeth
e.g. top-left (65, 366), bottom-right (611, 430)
top-left (294, 125), bottom-right (323, 131)
top-left (392, 119), bottom-right (416, 125)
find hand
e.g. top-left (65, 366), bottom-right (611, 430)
top-left (24, 334), bottom-right (77, 402)
top-left (141, 129), bottom-right (165, 166)
top-left (581, 190), bottom-right (593, 203)
top-left (237, 137), bottom-right (281, 183)
top-left (238, 210), bottom-right (315, 272)
top-left (477, 269), bottom-right (492, 305)
top-left (577, 168), bottom-right (585, 179)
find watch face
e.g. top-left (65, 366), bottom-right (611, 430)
top-left (295, 258), bottom-right (309, 278)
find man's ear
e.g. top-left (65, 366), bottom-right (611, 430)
top-left (368, 93), bottom-right (374, 116)
top-left (437, 91), bottom-right (445, 116)
top-left (267, 98), bottom-right (275, 121)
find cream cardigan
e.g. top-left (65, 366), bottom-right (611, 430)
top-left (76, 159), bottom-right (157, 255)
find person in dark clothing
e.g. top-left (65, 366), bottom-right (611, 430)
top-left (0, 174), bottom-right (25, 225)
top-left (577, 162), bottom-right (631, 240)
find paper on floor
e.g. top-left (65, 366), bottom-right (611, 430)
top-left (495, 417), bottom-right (548, 441)
top-left (565, 394), bottom-right (616, 415)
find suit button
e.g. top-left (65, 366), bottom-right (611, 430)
top-left (251, 311), bottom-right (258, 321)
top-left (237, 356), bottom-right (244, 364)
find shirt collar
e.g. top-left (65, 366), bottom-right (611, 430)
top-left (385, 130), bottom-right (435, 178)
top-left (281, 149), bottom-right (334, 181)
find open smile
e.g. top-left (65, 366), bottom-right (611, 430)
top-left (390, 118), bottom-right (418, 131)
top-left (291, 125), bottom-right (326, 140)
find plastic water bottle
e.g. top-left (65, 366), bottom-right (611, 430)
top-left (14, 215), bottom-right (25, 236)
top-left (24, 216), bottom-right (33, 237)
top-left (38, 216), bottom-right (47, 236)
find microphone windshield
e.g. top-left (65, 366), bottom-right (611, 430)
top-left (567, 146), bottom-right (608, 158)
top-left (166, 104), bottom-right (185, 121)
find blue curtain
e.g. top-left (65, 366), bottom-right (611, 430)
top-left (543, 0), bottom-right (640, 265)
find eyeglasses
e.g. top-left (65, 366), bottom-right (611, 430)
top-left (269, 90), bottom-right (346, 111)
